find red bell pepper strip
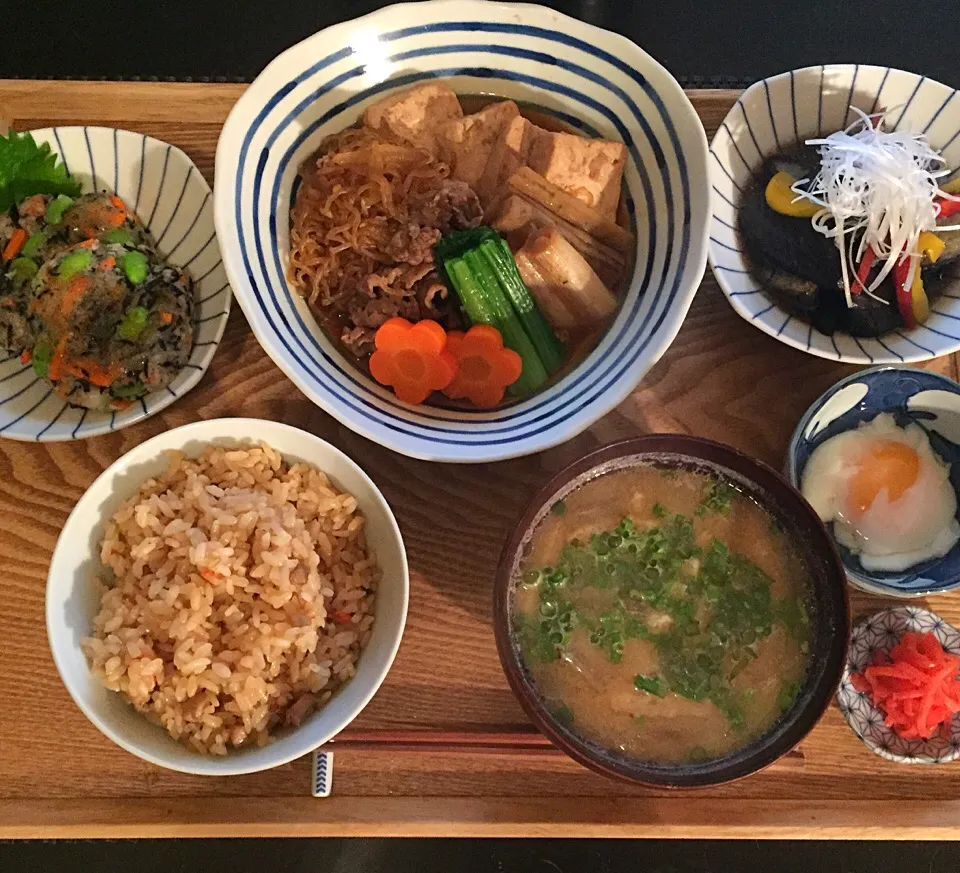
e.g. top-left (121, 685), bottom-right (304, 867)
top-left (936, 198), bottom-right (960, 219)
top-left (853, 247), bottom-right (877, 295)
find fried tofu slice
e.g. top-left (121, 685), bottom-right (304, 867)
top-left (437, 100), bottom-right (521, 190)
top-left (526, 132), bottom-right (627, 219)
top-left (362, 82), bottom-right (463, 153)
top-left (474, 115), bottom-right (543, 207)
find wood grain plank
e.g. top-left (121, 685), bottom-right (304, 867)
top-left (1, 81), bottom-right (959, 838)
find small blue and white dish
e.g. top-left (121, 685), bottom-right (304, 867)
top-left (837, 607), bottom-right (960, 764)
top-left (0, 127), bottom-right (231, 441)
top-left (787, 366), bottom-right (960, 597)
top-left (709, 64), bottom-right (960, 365)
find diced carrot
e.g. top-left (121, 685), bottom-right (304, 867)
top-left (19, 349), bottom-right (31, 365)
top-left (159, 311), bottom-right (174, 324)
top-left (65, 358), bottom-right (123, 387)
top-left (331, 609), bottom-right (353, 624)
top-left (2, 228), bottom-right (27, 263)
top-left (60, 275), bottom-right (94, 316)
top-left (107, 210), bottom-right (127, 227)
top-left (47, 335), bottom-right (70, 382)
top-left (78, 238), bottom-right (96, 249)
top-left (98, 257), bottom-right (116, 271)
top-left (109, 195), bottom-right (126, 210)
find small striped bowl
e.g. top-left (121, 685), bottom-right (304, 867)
top-left (214, 0), bottom-right (710, 463)
top-left (709, 65), bottom-right (960, 365)
top-left (0, 127), bottom-right (230, 441)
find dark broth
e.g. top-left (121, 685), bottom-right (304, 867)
top-left (297, 92), bottom-right (632, 408)
top-left (513, 464), bottom-right (812, 764)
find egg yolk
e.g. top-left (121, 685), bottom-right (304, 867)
top-left (847, 440), bottom-right (921, 517)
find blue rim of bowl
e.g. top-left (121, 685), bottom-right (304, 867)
top-left (707, 64), bottom-right (960, 366)
top-left (214, 1), bottom-right (710, 459)
top-left (786, 365), bottom-right (960, 598)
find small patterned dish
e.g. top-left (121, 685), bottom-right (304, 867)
top-left (787, 365), bottom-right (960, 597)
top-left (0, 127), bottom-right (231, 441)
top-left (838, 607), bottom-right (960, 764)
top-left (709, 64), bottom-right (960, 365)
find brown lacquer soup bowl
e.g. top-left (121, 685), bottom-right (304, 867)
top-left (494, 435), bottom-right (849, 788)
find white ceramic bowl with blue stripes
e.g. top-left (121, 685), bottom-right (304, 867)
top-left (0, 127), bottom-right (230, 441)
top-left (214, 0), bottom-right (710, 462)
top-left (709, 65), bottom-right (960, 365)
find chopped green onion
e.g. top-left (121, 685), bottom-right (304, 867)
top-left (551, 500), bottom-right (567, 516)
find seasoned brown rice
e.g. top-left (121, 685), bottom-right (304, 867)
top-left (81, 442), bottom-right (378, 755)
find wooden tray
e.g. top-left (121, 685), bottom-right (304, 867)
top-left (1, 81), bottom-right (959, 840)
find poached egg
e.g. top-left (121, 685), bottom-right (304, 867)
top-left (801, 414), bottom-right (959, 572)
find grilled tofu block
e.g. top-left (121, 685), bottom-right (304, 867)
top-left (526, 132), bottom-right (627, 219)
top-left (475, 115), bottom-right (542, 206)
top-left (362, 82), bottom-right (463, 153)
top-left (438, 99), bottom-right (520, 190)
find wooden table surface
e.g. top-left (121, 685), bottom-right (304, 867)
top-left (1, 81), bottom-right (959, 840)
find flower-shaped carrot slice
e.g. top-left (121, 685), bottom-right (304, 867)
top-left (443, 325), bottom-right (523, 409)
top-left (369, 317), bottom-right (456, 405)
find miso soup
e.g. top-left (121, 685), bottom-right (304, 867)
top-left (512, 464), bottom-right (813, 764)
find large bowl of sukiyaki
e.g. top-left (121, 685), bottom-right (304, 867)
top-left (214, 0), bottom-right (710, 461)
top-left (710, 65), bottom-right (960, 364)
top-left (494, 436), bottom-right (849, 787)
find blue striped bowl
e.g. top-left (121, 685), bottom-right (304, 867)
top-left (214, 0), bottom-right (710, 462)
top-left (709, 65), bottom-right (960, 365)
top-left (0, 127), bottom-right (230, 441)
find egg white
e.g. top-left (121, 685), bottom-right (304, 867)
top-left (801, 413), bottom-right (960, 572)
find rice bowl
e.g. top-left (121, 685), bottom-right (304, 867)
top-left (46, 419), bottom-right (408, 775)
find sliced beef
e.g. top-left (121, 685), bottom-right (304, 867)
top-left (412, 180), bottom-right (482, 233)
top-left (385, 224), bottom-right (441, 266)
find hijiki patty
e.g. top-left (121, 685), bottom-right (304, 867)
top-left (0, 192), bottom-right (196, 410)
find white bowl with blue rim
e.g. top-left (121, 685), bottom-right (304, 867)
top-left (213, 0), bottom-right (710, 463)
top-left (787, 365), bottom-right (960, 597)
top-left (0, 127), bottom-right (231, 441)
top-left (709, 65), bottom-right (960, 365)
top-left (837, 607), bottom-right (960, 764)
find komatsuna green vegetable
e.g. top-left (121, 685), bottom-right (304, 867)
top-left (437, 226), bottom-right (564, 396)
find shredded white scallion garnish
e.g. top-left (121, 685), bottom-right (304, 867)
top-left (790, 107), bottom-right (960, 308)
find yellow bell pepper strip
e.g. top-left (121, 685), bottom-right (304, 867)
top-left (918, 231), bottom-right (945, 263)
top-left (893, 256), bottom-right (930, 329)
top-left (764, 171), bottom-right (820, 218)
